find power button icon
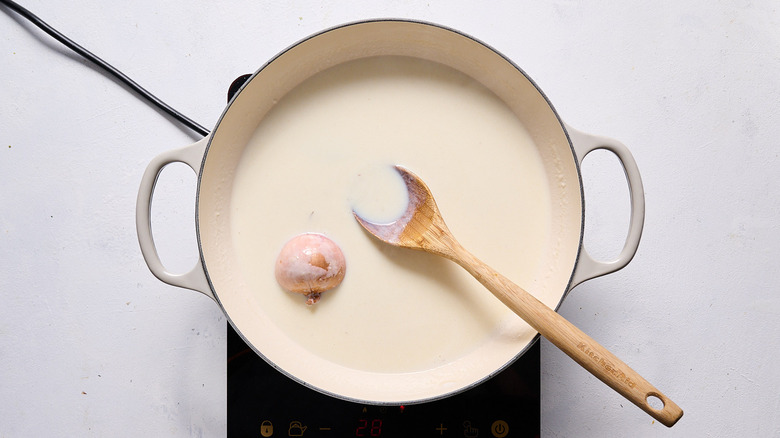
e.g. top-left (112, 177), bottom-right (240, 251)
top-left (491, 420), bottom-right (509, 438)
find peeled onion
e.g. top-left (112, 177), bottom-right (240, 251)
top-left (274, 233), bottom-right (346, 305)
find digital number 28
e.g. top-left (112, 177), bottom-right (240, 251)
top-left (355, 419), bottom-right (382, 437)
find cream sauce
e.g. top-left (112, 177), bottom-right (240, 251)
top-left (348, 164), bottom-right (410, 224)
top-left (230, 56), bottom-right (552, 373)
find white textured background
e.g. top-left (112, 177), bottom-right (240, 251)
top-left (1, 1), bottom-right (779, 436)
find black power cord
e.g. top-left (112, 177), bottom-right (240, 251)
top-left (0, 0), bottom-right (210, 137)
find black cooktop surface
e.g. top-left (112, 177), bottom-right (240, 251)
top-left (227, 324), bottom-right (540, 438)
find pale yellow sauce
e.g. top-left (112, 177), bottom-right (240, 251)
top-left (230, 56), bottom-right (552, 373)
top-left (348, 163), bottom-right (410, 224)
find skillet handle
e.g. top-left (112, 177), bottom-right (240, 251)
top-left (135, 137), bottom-right (214, 300)
top-left (566, 125), bottom-right (645, 289)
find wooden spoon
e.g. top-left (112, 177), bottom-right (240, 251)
top-left (353, 165), bottom-right (683, 427)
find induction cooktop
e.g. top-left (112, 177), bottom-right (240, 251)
top-left (227, 323), bottom-right (540, 438)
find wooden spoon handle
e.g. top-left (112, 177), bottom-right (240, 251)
top-left (451, 245), bottom-right (683, 427)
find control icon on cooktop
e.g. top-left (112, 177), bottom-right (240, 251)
top-left (491, 419), bottom-right (509, 437)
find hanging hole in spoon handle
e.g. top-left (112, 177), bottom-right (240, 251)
top-left (646, 393), bottom-right (665, 410)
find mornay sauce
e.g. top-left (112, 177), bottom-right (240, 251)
top-left (229, 56), bottom-right (552, 373)
top-left (348, 163), bottom-right (410, 224)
